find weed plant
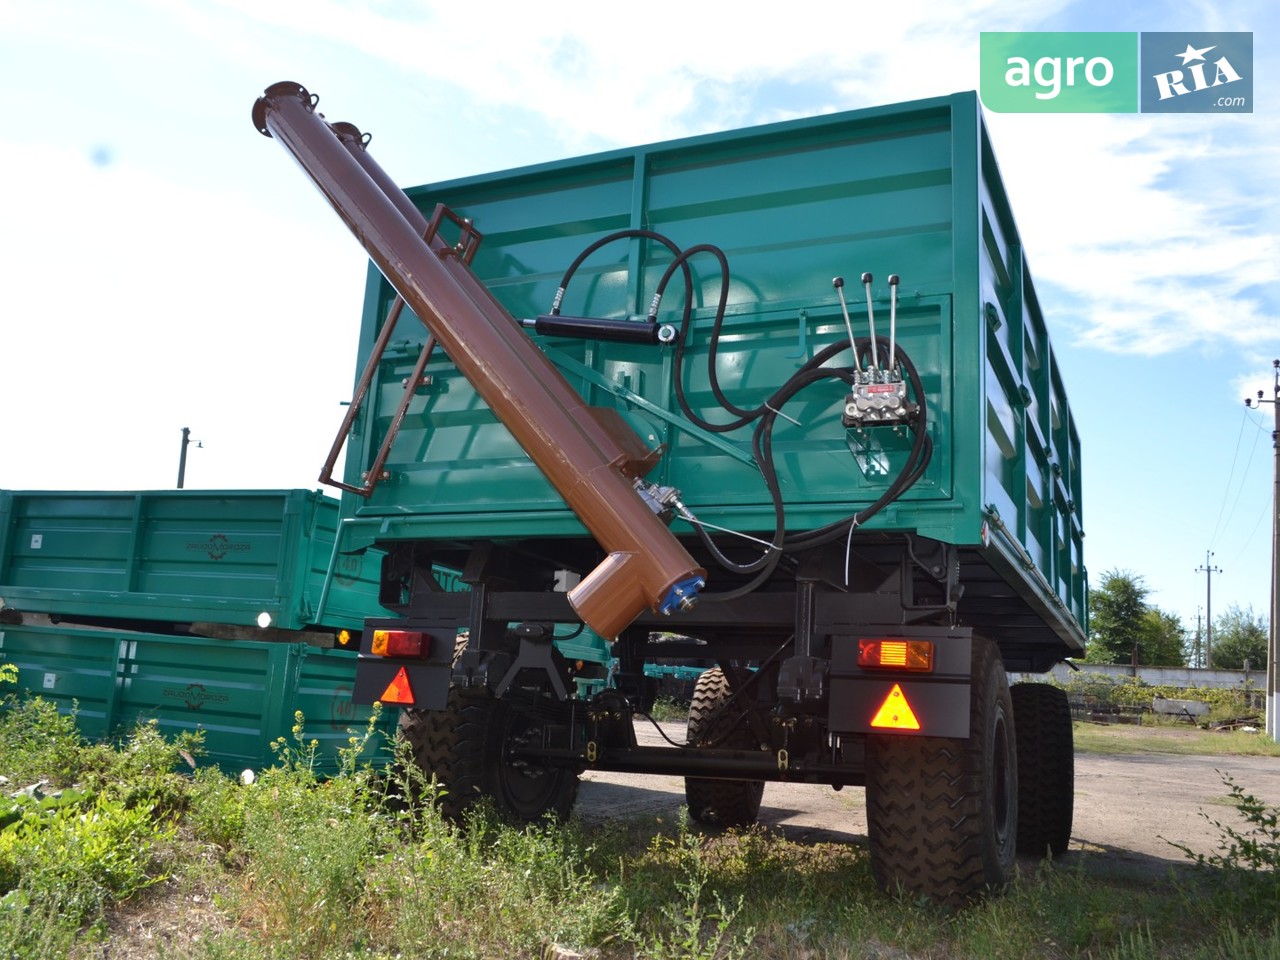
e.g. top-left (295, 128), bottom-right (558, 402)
top-left (7, 682), bottom-right (1280, 958)
top-left (1169, 772), bottom-right (1280, 920)
top-left (0, 696), bottom-right (194, 950)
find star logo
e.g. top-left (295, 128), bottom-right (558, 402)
top-left (1176, 43), bottom-right (1215, 65)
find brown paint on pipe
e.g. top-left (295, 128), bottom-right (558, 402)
top-left (253, 82), bottom-right (704, 638)
top-left (327, 120), bottom-right (661, 481)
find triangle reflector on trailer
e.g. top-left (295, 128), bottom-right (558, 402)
top-left (870, 683), bottom-right (921, 731)
top-left (379, 667), bottom-right (415, 705)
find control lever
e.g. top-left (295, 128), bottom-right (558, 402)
top-left (837, 270), bottom-right (916, 428)
top-left (832, 276), bottom-right (862, 375)
top-left (861, 272), bottom-right (880, 376)
top-left (888, 274), bottom-right (900, 374)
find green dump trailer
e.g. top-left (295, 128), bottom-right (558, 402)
top-left (253, 85), bottom-right (1086, 903)
top-left (0, 489), bottom-right (399, 772)
top-left (0, 618), bottom-right (394, 775)
top-left (0, 488), bottom-right (381, 634)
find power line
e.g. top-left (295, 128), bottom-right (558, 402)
top-left (1237, 494), bottom-right (1273, 556)
top-left (1209, 407), bottom-right (1250, 548)
top-left (1221, 404), bottom-right (1279, 563)
top-left (1213, 412), bottom-right (1264, 551)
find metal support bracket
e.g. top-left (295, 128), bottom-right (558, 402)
top-left (777, 579), bottom-right (828, 702)
top-left (493, 634), bottom-right (572, 700)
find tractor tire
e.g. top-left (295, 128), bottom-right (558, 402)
top-left (865, 637), bottom-right (1017, 904)
top-left (1011, 682), bottom-right (1074, 857)
top-left (398, 686), bottom-right (579, 824)
top-left (684, 667), bottom-right (765, 828)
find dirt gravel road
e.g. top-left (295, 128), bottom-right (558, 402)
top-left (577, 722), bottom-right (1280, 878)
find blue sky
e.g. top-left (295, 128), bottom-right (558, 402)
top-left (1, 0), bottom-right (1276, 643)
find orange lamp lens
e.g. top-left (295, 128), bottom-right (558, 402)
top-left (371, 629), bottom-right (428, 658)
top-left (857, 639), bottom-right (933, 672)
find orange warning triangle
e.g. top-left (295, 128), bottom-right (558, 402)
top-left (870, 683), bottom-right (921, 730)
top-left (379, 667), bottom-right (415, 705)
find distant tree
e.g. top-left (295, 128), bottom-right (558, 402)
top-left (1139, 607), bottom-right (1187, 666)
top-left (1211, 604), bottom-right (1269, 670)
top-left (1086, 569), bottom-right (1150, 664)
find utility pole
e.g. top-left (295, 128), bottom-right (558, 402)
top-left (1245, 358), bottom-right (1279, 740)
top-left (1196, 551), bottom-right (1223, 669)
top-left (177, 427), bottom-right (201, 489)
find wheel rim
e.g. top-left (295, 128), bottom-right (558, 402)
top-left (498, 711), bottom-right (563, 819)
top-left (991, 707), bottom-right (1013, 847)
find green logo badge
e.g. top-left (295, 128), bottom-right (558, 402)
top-left (981, 32), bottom-right (1139, 113)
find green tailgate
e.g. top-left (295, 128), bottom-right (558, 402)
top-left (337, 92), bottom-right (1084, 644)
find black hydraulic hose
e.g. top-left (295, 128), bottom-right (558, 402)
top-left (699, 361), bottom-right (862, 599)
top-left (633, 635), bottom-right (789, 749)
top-left (556, 621), bottom-right (586, 641)
top-left (701, 335), bottom-right (932, 591)
top-left (695, 356), bottom-right (858, 580)
top-left (784, 339), bottom-right (932, 551)
top-left (550, 229), bottom-right (692, 325)
top-left (555, 234), bottom-right (756, 433)
top-left (654, 244), bottom-right (763, 430)
top-left (550, 232), bottom-right (933, 593)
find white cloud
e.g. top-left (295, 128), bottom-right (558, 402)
top-left (211, 0), bottom-right (1063, 142)
top-left (986, 110), bottom-right (1280, 358)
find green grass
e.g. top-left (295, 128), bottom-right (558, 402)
top-left (1072, 720), bottom-right (1280, 757)
top-left (3, 691), bottom-right (1280, 959)
top-left (645, 694), bottom-right (693, 724)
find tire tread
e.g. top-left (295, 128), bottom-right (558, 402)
top-left (865, 638), bottom-right (1016, 904)
top-left (1011, 682), bottom-right (1074, 857)
top-left (684, 667), bottom-right (765, 827)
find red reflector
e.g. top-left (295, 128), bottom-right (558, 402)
top-left (371, 629), bottom-right (428, 658)
top-left (857, 639), bottom-right (933, 672)
top-left (379, 667), bottom-right (415, 705)
top-left (870, 683), bottom-right (921, 731)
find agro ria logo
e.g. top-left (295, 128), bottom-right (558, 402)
top-left (1152, 43), bottom-right (1243, 101)
top-left (1140, 32), bottom-right (1252, 113)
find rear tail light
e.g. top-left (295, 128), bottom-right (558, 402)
top-left (857, 639), bottom-right (933, 672)
top-left (371, 629), bottom-right (429, 658)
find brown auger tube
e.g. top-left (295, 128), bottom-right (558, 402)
top-left (252, 82), bottom-right (705, 639)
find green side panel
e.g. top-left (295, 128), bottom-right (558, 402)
top-left (114, 631), bottom-right (298, 770)
top-left (293, 645), bottom-right (399, 774)
top-left (974, 124), bottom-right (1086, 629)
top-left (0, 489), bottom-right (390, 631)
top-left (0, 622), bottom-right (123, 740)
top-left (337, 92), bottom-right (1084, 641)
top-left (0, 622), bottom-right (395, 775)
